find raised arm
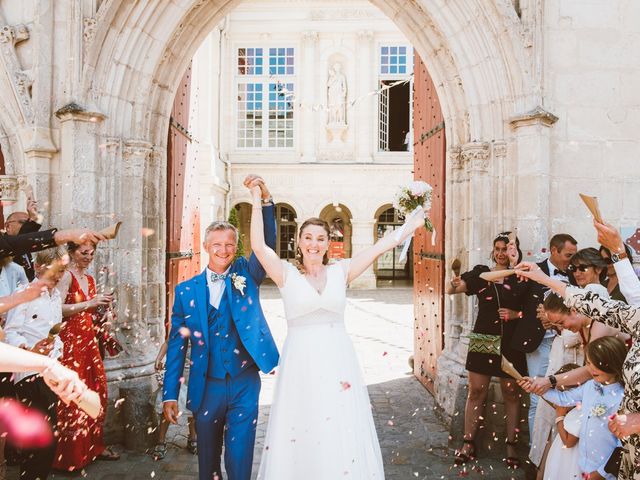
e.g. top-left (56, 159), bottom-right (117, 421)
top-left (347, 208), bottom-right (426, 284)
top-left (514, 261), bottom-right (568, 296)
top-left (248, 184), bottom-right (285, 287)
top-left (594, 220), bottom-right (640, 306)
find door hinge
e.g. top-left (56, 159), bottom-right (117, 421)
top-left (166, 249), bottom-right (194, 260)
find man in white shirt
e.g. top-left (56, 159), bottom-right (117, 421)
top-left (3, 247), bottom-right (66, 480)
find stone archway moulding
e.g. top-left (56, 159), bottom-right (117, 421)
top-left (0, 0), bottom-right (552, 444)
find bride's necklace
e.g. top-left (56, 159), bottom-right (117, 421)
top-left (304, 267), bottom-right (327, 293)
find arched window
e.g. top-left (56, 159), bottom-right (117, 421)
top-left (276, 203), bottom-right (297, 260)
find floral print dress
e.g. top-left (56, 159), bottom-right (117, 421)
top-left (564, 286), bottom-right (640, 479)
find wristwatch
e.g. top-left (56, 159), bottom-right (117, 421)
top-left (611, 249), bottom-right (628, 263)
top-left (261, 196), bottom-right (273, 206)
top-left (548, 375), bottom-right (557, 389)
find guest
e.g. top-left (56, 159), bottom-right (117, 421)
top-left (567, 247), bottom-right (607, 288)
top-left (528, 280), bottom-right (623, 475)
top-left (0, 254), bottom-right (28, 478)
top-left (53, 240), bottom-right (118, 471)
top-left (4, 198), bottom-right (42, 281)
top-left (511, 234), bottom-right (577, 440)
top-left (3, 247), bottom-right (66, 480)
top-left (541, 336), bottom-right (626, 480)
top-left (599, 243), bottom-right (635, 303)
top-left (542, 363), bottom-right (582, 480)
top-left (515, 228), bottom-right (640, 480)
top-left (447, 232), bottom-right (527, 467)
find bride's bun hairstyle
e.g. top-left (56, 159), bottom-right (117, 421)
top-left (296, 218), bottom-right (330, 267)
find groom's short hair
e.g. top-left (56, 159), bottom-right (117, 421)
top-left (205, 221), bottom-right (238, 243)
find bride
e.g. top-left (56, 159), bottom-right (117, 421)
top-left (246, 180), bottom-right (427, 479)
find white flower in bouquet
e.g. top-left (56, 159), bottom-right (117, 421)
top-left (394, 180), bottom-right (433, 231)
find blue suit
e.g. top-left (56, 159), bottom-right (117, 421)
top-left (164, 205), bottom-right (279, 480)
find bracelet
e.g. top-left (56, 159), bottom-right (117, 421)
top-left (555, 416), bottom-right (565, 424)
top-left (261, 196), bottom-right (273, 205)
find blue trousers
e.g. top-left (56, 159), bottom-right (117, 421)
top-left (195, 366), bottom-right (261, 480)
top-left (525, 335), bottom-right (554, 439)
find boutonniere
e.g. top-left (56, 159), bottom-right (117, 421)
top-left (230, 273), bottom-right (246, 296)
top-left (590, 403), bottom-right (607, 417)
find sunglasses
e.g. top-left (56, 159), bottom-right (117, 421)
top-left (568, 264), bottom-right (592, 272)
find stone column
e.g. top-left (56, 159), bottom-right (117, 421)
top-left (355, 30), bottom-right (374, 163)
top-left (300, 31), bottom-right (318, 163)
top-left (100, 138), bottom-right (157, 450)
top-left (349, 218), bottom-right (376, 289)
top-left (509, 106), bottom-right (558, 250)
top-left (53, 103), bottom-right (105, 228)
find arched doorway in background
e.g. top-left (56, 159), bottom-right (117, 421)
top-left (319, 204), bottom-right (352, 260)
top-left (275, 203), bottom-right (297, 261)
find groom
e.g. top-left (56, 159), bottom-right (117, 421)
top-left (163, 175), bottom-right (279, 480)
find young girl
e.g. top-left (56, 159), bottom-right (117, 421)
top-left (543, 363), bottom-right (582, 480)
top-left (542, 336), bottom-right (626, 480)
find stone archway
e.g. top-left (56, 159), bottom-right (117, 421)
top-left (66, 0), bottom-right (540, 442)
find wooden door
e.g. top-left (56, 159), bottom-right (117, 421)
top-left (165, 64), bottom-right (201, 333)
top-left (412, 52), bottom-right (446, 393)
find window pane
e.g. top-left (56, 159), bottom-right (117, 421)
top-left (268, 46), bottom-right (295, 75)
top-left (237, 83), bottom-right (263, 148)
top-left (238, 47), bottom-right (263, 75)
top-left (268, 82), bottom-right (294, 148)
top-left (379, 45), bottom-right (410, 76)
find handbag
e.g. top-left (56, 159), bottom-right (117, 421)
top-left (603, 446), bottom-right (623, 477)
top-left (468, 283), bottom-right (503, 356)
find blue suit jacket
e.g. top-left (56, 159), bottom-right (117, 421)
top-left (163, 205), bottom-right (279, 413)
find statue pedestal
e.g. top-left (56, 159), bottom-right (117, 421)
top-left (326, 123), bottom-right (347, 143)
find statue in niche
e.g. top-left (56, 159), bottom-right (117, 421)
top-left (327, 63), bottom-right (347, 126)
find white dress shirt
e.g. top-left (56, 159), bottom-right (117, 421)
top-left (4, 281), bottom-right (63, 383)
top-left (206, 267), bottom-right (230, 309)
top-left (614, 258), bottom-right (640, 306)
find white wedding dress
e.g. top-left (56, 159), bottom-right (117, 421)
top-left (257, 260), bottom-right (384, 479)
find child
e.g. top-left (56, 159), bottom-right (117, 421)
top-left (543, 336), bottom-right (626, 480)
top-left (3, 247), bottom-right (66, 480)
top-left (543, 364), bottom-right (582, 480)
top-left (150, 339), bottom-right (197, 460)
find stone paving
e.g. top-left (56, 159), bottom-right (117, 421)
top-left (9, 286), bottom-right (527, 479)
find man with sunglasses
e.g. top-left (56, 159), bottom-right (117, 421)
top-left (510, 233), bottom-right (578, 437)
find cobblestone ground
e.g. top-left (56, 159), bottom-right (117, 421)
top-left (10, 286), bottom-right (527, 479)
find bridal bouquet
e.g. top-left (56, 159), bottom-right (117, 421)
top-left (393, 180), bottom-right (433, 232)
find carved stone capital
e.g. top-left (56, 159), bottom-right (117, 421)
top-left (509, 106), bottom-right (559, 129)
top-left (492, 141), bottom-right (507, 158)
top-left (356, 30), bottom-right (374, 40)
top-left (461, 141), bottom-right (490, 172)
top-left (0, 24), bottom-right (29, 45)
top-left (0, 175), bottom-right (20, 203)
top-left (448, 146), bottom-right (463, 169)
top-left (123, 140), bottom-right (152, 160)
top-left (302, 31), bottom-right (319, 43)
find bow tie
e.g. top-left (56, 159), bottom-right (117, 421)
top-left (553, 269), bottom-right (568, 277)
top-left (210, 272), bottom-right (227, 282)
